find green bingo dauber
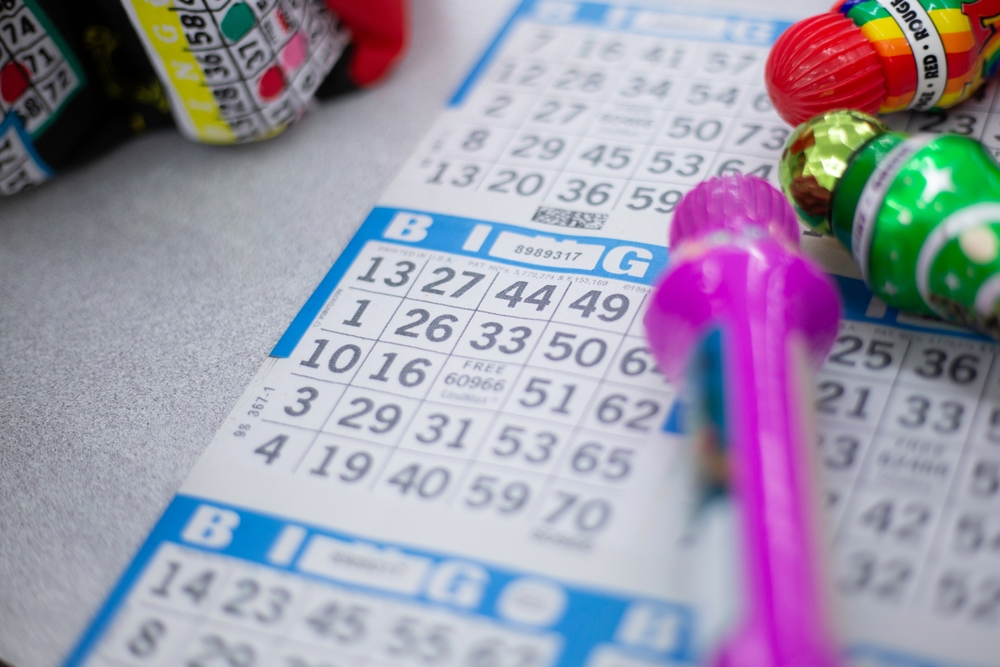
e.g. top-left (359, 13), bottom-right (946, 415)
top-left (781, 109), bottom-right (1000, 339)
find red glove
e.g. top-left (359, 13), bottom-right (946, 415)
top-left (326, 0), bottom-right (408, 86)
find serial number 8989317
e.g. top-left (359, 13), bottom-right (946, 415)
top-left (514, 245), bottom-right (583, 261)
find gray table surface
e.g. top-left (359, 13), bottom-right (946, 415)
top-left (0, 1), bottom-right (828, 665)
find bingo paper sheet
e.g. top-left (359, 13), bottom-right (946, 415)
top-left (63, 3), bottom-right (1000, 667)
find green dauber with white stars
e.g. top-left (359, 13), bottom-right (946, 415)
top-left (780, 110), bottom-right (1000, 339)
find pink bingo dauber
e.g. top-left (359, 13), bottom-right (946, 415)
top-left (644, 174), bottom-right (844, 667)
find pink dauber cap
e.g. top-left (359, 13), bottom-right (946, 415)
top-left (668, 173), bottom-right (801, 249)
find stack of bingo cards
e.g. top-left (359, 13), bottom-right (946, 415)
top-left (120, 0), bottom-right (350, 143)
top-left (0, 0), bottom-right (406, 198)
top-left (0, 0), bottom-right (85, 194)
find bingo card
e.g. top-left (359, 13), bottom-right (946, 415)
top-left (121, 0), bottom-right (349, 143)
top-left (0, 0), bottom-right (85, 193)
top-left (62, 2), bottom-right (1000, 667)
